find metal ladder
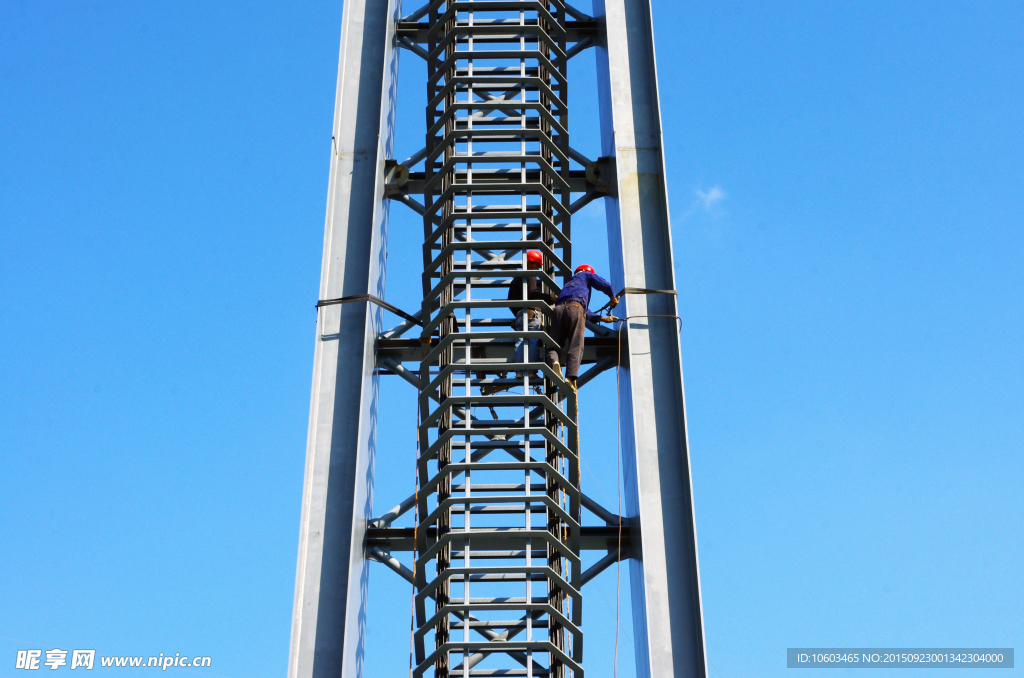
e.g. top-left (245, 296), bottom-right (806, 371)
top-left (414, 2), bottom-right (581, 676)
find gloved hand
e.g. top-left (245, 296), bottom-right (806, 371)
top-left (608, 295), bottom-right (620, 309)
top-left (601, 316), bottom-right (619, 323)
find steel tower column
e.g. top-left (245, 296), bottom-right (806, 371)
top-left (288, 0), bottom-right (401, 676)
top-left (593, 0), bottom-right (709, 676)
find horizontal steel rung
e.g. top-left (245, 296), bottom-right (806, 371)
top-left (456, 671), bottom-right (551, 677)
top-left (452, 550), bottom-right (548, 559)
top-left (397, 20), bottom-right (596, 45)
top-left (368, 526), bottom-right (627, 552)
top-left (377, 336), bottom-right (620, 365)
top-left (445, 573), bottom-right (551, 582)
top-left (451, 484), bottom-right (546, 492)
top-left (453, 597), bottom-right (551, 604)
top-left (451, 620), bottom-right (550, 630)
top-left (448, 510), bottom-right (551, 519)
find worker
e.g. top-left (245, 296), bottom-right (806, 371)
top-left (482, 250), bottom-right (557, 395)
top-left (547, 264), bottom-right (619, 390)
top-left (509, 250), bottom-right (558, 365)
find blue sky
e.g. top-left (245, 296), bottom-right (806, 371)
top-left (1, 1), bottom-right (1021, 677)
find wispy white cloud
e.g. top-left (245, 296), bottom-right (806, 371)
top-left (695, 185), bottom-right (726, 211)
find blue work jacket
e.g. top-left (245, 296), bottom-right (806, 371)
top-left (554, 271), bottom-right (615, 322)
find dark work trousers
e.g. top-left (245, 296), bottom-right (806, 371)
top-left (546, 301), bottom-right (587, 379)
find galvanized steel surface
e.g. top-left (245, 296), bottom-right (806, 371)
top-left (414, 2), bottom-right (582, 676)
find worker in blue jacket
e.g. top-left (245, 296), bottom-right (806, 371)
top-left (547, 264), bottom-right (619, 389)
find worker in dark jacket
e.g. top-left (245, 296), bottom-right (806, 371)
top-left (482, 250), bottom-right (559, 395)
top-left (507, 249), bottom-right (558, 366)
top-left (548, 264), bottom-right (619, 389)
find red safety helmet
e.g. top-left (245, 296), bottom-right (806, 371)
top-left (526, 250), bottom-right (543, 265)
top-left (574, 264), bottom-right (595, 275)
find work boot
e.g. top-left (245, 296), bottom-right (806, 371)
top-left (549, 361), bottom-right (561, 378)
top-left (567, 375), bottom-right (578, 392)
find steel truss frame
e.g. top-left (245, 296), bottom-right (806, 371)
top-left (289, 1), bottom-right (706, 677)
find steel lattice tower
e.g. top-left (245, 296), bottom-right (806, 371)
top-left (289, 1), bottom-right (707, 677)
